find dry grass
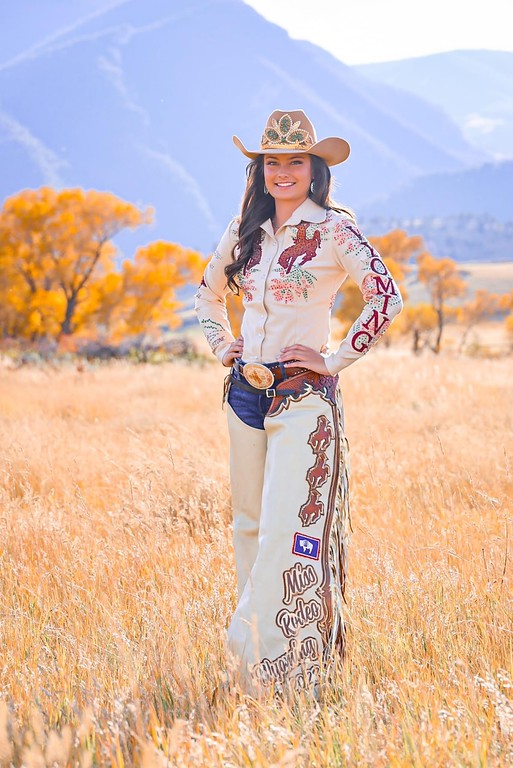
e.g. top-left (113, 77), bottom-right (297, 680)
top-left (0, 352), bottom-right (512, 766)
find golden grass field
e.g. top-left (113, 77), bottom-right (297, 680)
top-left (1, 351), bottom-right (512, 766)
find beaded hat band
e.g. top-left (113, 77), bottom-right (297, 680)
top-left (233, 109), bottom-right (350, 167)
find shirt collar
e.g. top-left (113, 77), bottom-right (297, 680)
top-left (260, 198), bottom-right (328, 237)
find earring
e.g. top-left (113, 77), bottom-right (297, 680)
top-left (264, 185), bottom-right (269, 195)
top-left (310, 181), bottom-right (315, 194)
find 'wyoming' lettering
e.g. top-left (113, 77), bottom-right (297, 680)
top-left (252, 636), bottom-right (319, 686)
top-left (374, 275), bottom-right (397, 295)
top-left (361, 309), bottom-right (389, 336)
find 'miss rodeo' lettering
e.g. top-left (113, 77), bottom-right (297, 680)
top-left (276, 597), bottom-right (323, 638)
top-left (282, 562), bottom-right (319, 605)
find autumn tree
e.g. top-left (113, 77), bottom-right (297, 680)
top-left (416, 252), bottom-right (467, 353)
top-left (0, 187), bottom-right (150, 339)
top-left (370, 229), bottom-right (423, 277)
top-left (109, 241), bottom-right (204, 342)
top-left (395, 303), bottom-right (438, 354)
top-left (77, 272), bottom-right (125, 343)
top-left (457, 289), bottom-right (501, 352)
top-left (499, 292), bottom-right (513, 351)
top-left (500, 291), bottom-right (513, 314)
top-left (0, 189), bottom-right (65, 339)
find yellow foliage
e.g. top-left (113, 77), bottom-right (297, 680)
top-left (369, 228), bottom-right (421, 287)
top-left (76, 272), bottom-right (125, 342)
top-left (499, 291), bottom-right (513, 313)
top-left (416, 252), bottom-right (467, 308)
top-left (0, 185), bottom-right (207, 346)
top-left (369, 229), bottom-right (423, 264)
top-left (397, 303), bottom-right (438, 333)
top-left (0, 187), bottom-right (151, 340)
top-left (334, 280), bottom-right (364, 334)
top-left (457, 289), bottom-right (500, 326)
top-left (416, 252), bottom-right (468, 353)
top-left (79, 241), bottom-right (205, 343)
top-left (226, 291), bottom-right (244, 338)
top-left (393, 303), bottom-right (438, 353)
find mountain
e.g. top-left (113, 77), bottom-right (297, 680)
top-left (359, 213), bottom-right (513, 264)
top-left (0, 0), bottom-right (485, 256)
top-left (359, 159), bottom-right (513, 220)
top-left (356, 50), bottom-right (513, 160)
top-left (0, 0), bottom-right (113, 63)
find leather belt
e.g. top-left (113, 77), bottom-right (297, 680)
top-left (232, 358), bottom-right (308, 390)
top-left (228, 373), bottom-right (301, 399)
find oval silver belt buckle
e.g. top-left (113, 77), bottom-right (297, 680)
top-left (243, 362), bottom-right (275, 390)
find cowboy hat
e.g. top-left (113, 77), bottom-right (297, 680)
top-left (233, 109), bottom-right (350, 167)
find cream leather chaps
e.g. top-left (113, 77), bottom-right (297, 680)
top-left (225, 370), bottom-right (350, 696)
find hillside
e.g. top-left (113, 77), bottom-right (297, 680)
top-left (360, 160), bottom-right (513, 222)
top-left (356, 50), bottom-right (513, 159)
top-left (0, 0), bottom-right (484, 254)
top-left (358, 213), bottom-right (513, 264)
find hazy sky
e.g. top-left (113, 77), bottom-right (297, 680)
top-left (244, 0), bottom-right (513, 64)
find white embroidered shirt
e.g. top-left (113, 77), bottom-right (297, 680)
top-left (194, 198), bottom-right (403, 375)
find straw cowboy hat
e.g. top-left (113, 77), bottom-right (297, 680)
top-left (233, 109), bottom-right (350, 167)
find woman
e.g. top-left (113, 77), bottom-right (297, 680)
top-left (195, 110), bottom-right (402, 695)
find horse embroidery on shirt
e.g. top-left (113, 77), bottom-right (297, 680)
top-left (278, 222), bottom-right (321, 274)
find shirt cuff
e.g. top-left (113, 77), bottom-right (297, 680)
top-left (323, 353), bottom-right (350, 376)
top-left (214, 340), bottom-right (233, 364)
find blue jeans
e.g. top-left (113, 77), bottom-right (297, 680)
top-left (227, 363), bottom-right (273, 430)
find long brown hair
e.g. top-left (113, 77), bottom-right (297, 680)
top-left (225, 154), bottom-right (355, 292)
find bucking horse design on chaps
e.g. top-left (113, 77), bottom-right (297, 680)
top-left (307, 415), bottom-right (334, 454)
top-left (300, 415), bottom-right (334, 527)
top-left (306, 453), bottom-right (331, 489)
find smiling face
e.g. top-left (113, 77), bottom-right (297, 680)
top-left (263, 153), bottom-right (312, 206)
